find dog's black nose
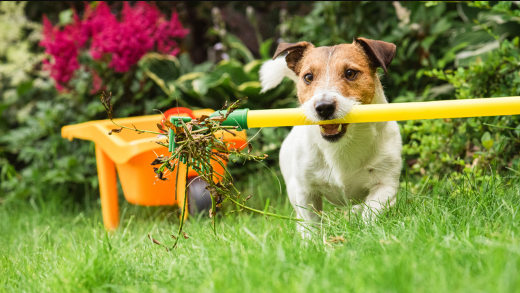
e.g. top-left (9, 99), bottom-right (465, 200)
top-left (315, 101), bottom-right (336, 119)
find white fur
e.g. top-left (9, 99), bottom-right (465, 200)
top-left (302, 89), bottom-right (360, 123)
top-left (259, 57), bottom-right (298, 93)
top-left (260, 58), bottom-right (402, 238)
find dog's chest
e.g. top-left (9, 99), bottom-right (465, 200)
top-left (306, 151), bottom-right (375, 205)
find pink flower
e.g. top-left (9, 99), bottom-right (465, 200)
top-left (89, 2), bottom-right (188, 72)
top-left (81, 2), bottom-right (116, 46)
top-left (155, 11), bottom-right (189, 55)
top-left (39, 2), bottom-right (189, 90)
top-left (40, 14), bottom-right (82, 91)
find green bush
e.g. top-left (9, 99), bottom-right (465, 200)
top-left (0, 2), bottom-right (185, 201)
top-left (404, 35), bottom-right (520, 182)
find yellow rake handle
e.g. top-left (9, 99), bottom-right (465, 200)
top-left (246, 96), bottom-right (520, 128)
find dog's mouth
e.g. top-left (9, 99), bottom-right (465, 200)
top-left (319, 123), bottom-right (348, 142)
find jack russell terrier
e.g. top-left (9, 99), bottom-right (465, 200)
top-left (259, 38), bottom-right (402, 237)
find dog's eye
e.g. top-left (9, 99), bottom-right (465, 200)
top-left (345, 69), bottom-right (358, 80)
top-left (303, 73), bottom-right (313, 84)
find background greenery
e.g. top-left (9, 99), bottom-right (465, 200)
top-left (1, 1), bottom-right (520, 207)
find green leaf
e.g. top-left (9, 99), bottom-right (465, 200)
top-left (515, 125), bottom-right (520, 136)
top-left (421, 36), bottom-right (437, 51)
top-left (59, 9), bottom-right (73, 26)
top-left (237, 81), bottom-right (261, 97)
top-left (140, 54), bottom-right (181, 83)
top-left (244, 60), bottom-right (263, 74)
top-left (177, 72), bottom-right (205, 83)
top-left (259, 38), bottom-right (274, 60)
top-left (431, 17), bottom-right (451, 34)
top-left (16, 80), bottom-right (34, 97)
top-left (192, 79), bottom-right (209, 96)
top-left (192, 72), bottom-right (235, 96)
top-left (481, 132), bottom-right (494, 150)
top-left (482, 139), bottom-right (494, 150)
top-left (212, 60), bottom-right (249, 85)
top-left (226, 35), bottom-right (255, 63)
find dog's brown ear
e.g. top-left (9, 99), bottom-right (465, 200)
top-left (273, 41), bottom-right (314, 75)
top-left (355, 38), bottom-right (396, 74)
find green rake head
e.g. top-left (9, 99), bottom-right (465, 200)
top-left (168, 109), bottom-right (249, 152)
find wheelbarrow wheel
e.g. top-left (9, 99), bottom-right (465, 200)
top-left (187, 177), bottom-right (212, 215)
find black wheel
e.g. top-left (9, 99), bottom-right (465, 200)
top-left (187, 177), bottom-right (212, 215)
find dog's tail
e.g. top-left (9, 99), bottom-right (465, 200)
top-left (260, 57), bottom-right (298, 93)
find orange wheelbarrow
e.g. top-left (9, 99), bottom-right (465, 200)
top-left (61, 108), bottom-right (247, 230)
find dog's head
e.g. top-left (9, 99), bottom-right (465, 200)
top-left (273, 38), bottom-right (396, 142)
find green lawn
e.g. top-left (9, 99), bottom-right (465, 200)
top-left (1, 169), bottom-right (519, 292)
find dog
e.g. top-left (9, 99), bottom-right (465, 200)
top-left (259, 38), bottom-right (402, 237)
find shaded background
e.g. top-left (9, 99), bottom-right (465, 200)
top-left (1, 1), bottom-right (520, 205)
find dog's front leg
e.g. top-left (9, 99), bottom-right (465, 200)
top-left (359, 183), bottom-right (398, 221)
top-left (287, 181), bottom-right (322, 238)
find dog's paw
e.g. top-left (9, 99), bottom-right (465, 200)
top-left (361, 208), bottom-right (382, 224)
top-left (345, 205), bottom-right (379, 223)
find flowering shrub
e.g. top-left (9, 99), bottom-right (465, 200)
top-left (1, 2), bottom-right (189, 202)
top-left (40, 2), bottom-right (188, 91)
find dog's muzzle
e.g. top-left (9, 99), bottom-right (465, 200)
top-left (315, 100), bottom-right (348, 142)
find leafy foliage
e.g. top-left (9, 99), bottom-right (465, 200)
top-left (0, 2), bottom-right (186, 201)
top-left (403, 35), bottom-right (520, 182)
